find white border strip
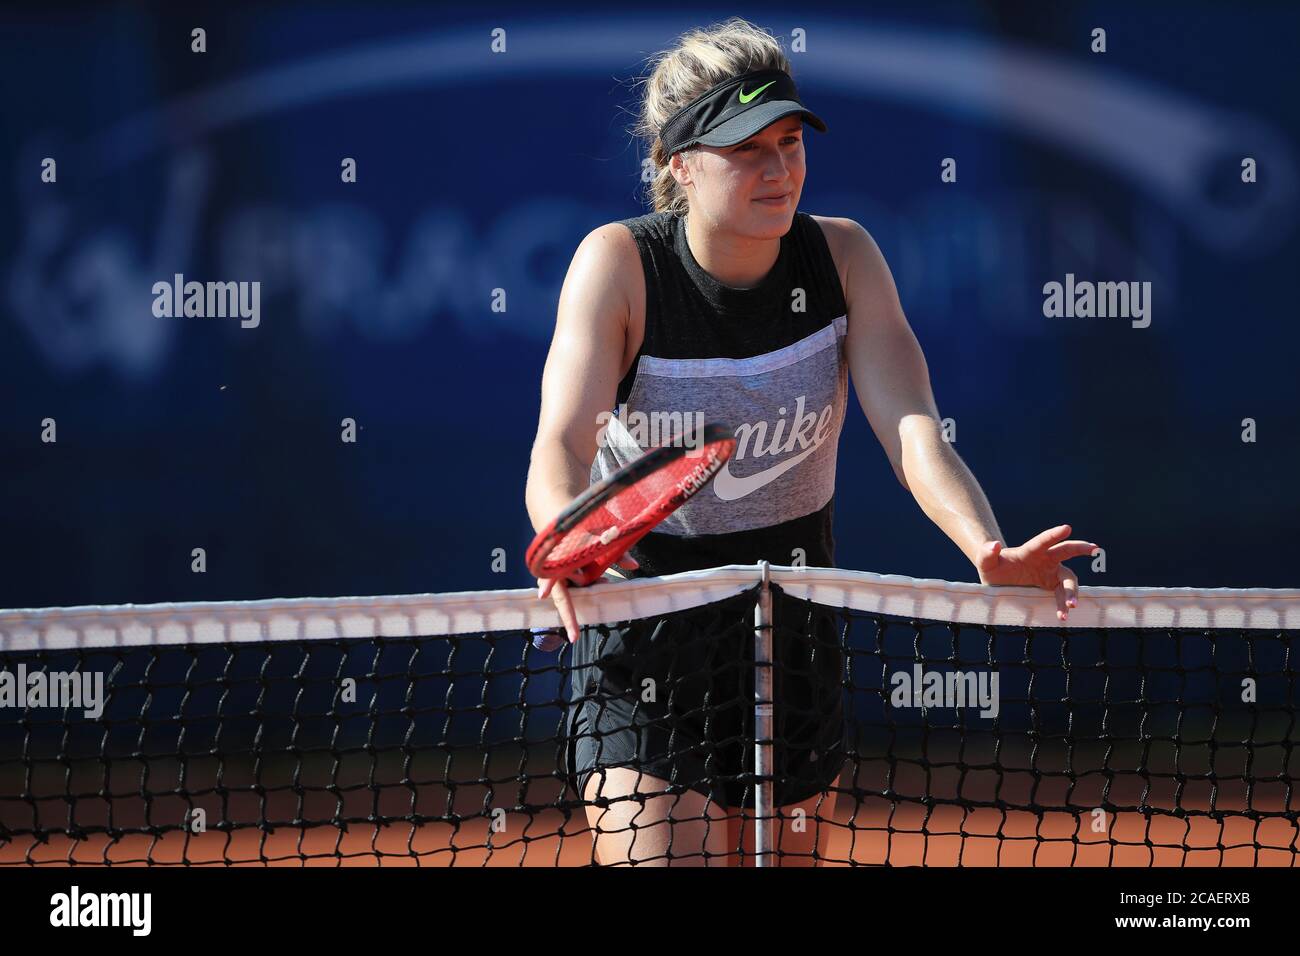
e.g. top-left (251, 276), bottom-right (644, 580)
top-left (771, 566), bottom-right (1300, 630)
top-left (0, 565), bottom-right (760, 652)
top-left (1, 564), bottom-right (1296, 652)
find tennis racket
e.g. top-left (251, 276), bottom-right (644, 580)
top-left (526, 420), bottom-right (735, 588)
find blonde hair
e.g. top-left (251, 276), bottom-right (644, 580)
top-left (629, 18), bottom-right (792, 217)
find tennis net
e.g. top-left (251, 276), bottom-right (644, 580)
top-left (0, 565), bottom-right (1295, 866)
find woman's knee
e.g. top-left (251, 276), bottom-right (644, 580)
top-left (582, 768), bottom-right (734, 866)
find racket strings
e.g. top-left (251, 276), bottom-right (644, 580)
top-left (543, 442), bottom-right (729, 570)
top-left (547, 469), bottom-right (678, 565)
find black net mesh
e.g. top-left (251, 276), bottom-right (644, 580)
top-left (0, 575), bottom-right (1295, 866)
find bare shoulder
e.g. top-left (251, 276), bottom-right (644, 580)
top-left (808, 214), bottom-right (875, 265)
top-left (581, 220), bottom-right (641, 264)
top-left (565, 221), bottom-right (645, 376)
top-left (564, 222), bottom-right (639, 315)
top-left (808, 214), bottom-right (861, 251)
top-left (808, 214), bottom-right (885, 312)
top-left (571, 222), bottom-right (641, 288)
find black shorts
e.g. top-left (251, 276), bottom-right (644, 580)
top-left (562, 586), bottom-right (846, 810)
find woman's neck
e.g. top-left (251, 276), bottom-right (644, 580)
top-left (683, 212), bottom-right (782, 290)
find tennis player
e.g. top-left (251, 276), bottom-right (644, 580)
top-left (524, 18), bottom-right (1098, 867)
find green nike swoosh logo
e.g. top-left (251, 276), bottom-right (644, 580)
top-left (738, 80), bottom-right (776, 103)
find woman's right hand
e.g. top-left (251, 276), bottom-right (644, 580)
top-left (535, 553), bottom-right (640, 648)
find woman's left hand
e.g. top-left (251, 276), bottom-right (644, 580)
top-left (975, 524), bottom-right (1099, 622)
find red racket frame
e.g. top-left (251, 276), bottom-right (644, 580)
top-left (526, 422), bottom-right (735, 586)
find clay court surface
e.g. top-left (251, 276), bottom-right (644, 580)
top-left (6, 769), bottom-right (1294, 866)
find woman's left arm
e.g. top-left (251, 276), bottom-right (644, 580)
top-left (832, 218), bottom-right (1097, 621)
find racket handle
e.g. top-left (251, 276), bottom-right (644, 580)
top-left (566, 560), bottom-right (613, 587)
top-left (566, 524), bottom-right (655, 586)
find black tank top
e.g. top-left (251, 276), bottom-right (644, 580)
top-left (590, 210), bottom-right (850, 577)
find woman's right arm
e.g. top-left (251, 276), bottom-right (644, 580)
top-left (525, 223), bottom-right (637, 642)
